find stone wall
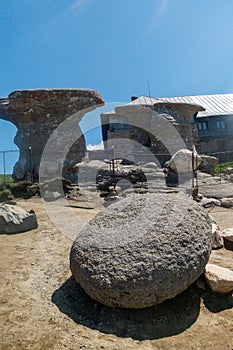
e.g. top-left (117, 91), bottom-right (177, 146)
top-left (199, 137), bottom-right (233, 162)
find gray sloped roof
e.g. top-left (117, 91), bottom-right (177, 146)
top-left (129, 94), bottom-right (233, 117)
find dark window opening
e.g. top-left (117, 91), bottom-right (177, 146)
top-left (216, 121), bottom-right (226, 129)
top-left (198, 121), bottom-right (208, 131)
top-left (109, 123), bottom-right (131, 131)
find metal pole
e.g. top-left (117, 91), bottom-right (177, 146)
top-left (192, 150), bottom-right (195, 190)
top-left (219, 153), bottom-right (222, 184)
top-left (3, 151), bottom-right (6, 185)
top-left (112, 158), bottom-right (116, 189)
top-left (28, 147), bottom-right (33, 183)
top-left (111, 146), bottom-right (116, 189)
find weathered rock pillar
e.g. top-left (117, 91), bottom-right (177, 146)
top-left (0, 89), bottom-right (104, 181)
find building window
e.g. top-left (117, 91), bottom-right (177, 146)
top-left (109, 123), bottom-right (130, 131)
top-left (216, 121), bottom-right (226, 129)
top-left (198, 121), bottom-right (208, 131)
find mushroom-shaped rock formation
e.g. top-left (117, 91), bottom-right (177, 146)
top-left (0, 89), bottom-right (104, 181)
top-left (101, 100), bottom-right (205, 165)
top-left (70, 192), bottom-right (213, 308)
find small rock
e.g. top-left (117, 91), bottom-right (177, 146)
top-left (201, 197), bottom-right (221, 208)
top-left (4, 200), bottom-right (17, 205)
top-left (220, 197), bottom-right (233, 208)
top-left (44, 191), bottom-right (62, 201)
top-left (204, 264), bottom-right (233, 293)
top-left (0, 203), bottom-right (38, 234)
top-left (222, 228), bottom-right (233, 242)
top-left (222, 228), bottom-right (233, 250)
top-left (211, 223), bottom-right (224, 250)
top-left (143, 162), bottom-right (158, 169)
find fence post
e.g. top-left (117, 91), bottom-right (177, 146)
top-left (219, 153), bottom-right (222, 184)
top-left (3, 151), bottom-right (6, 185)
top-left (28, 147), bottom-right (33, 183)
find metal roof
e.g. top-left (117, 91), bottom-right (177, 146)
top-left (129, 94), bottom-right (233, 117)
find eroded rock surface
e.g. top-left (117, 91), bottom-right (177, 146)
top-left (70, 192), bottom-right (212, 308)
top-left (0, 89), bottom-right (104, 181)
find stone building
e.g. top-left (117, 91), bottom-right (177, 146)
top-left (157, 93), bottom-right (233, 162)
top-left (100, 96), bottom-right (204, 165)
top-left (101, 94), bottom-right (233, 164)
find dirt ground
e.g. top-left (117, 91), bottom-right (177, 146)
top-left (0, 196), bottom-right (233, 350)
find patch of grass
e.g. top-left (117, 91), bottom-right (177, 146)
top-left (0, 189), bottom-right (13, 202)
top-left (0, 174), bottom-right (14, 184)
top-left (0, 179), bottom-right (36, 201)
top-left (215, 161), bottom-right (233, 175)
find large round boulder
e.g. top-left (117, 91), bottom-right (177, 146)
top-left (70, 192), bottom-right (212, 308)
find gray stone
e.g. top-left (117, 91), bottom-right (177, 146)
top-left (43, 191), bottom-right (62, 201)
top-left (143, 162), bottom-right (158, 169)
top-left (0, 203), bottom-right (38, 234)
top-left (204, 264), bottom-right (233, 293)
top-left (211, 223), bottom-right (224, 250)
top-left (222, 228), bottom-right (233, 242)
top-left (222, 228), bottom-right (233, 250)
top-left (198, 175), bottom-right (233, 199)
top-left (208, 214), bottom-right (223, 250)
top-left (199, 155), bottom-right (218, 175)
top-left (70, 192), bottom-right (212, 308)
top-left (201, 197), bottom-right (221, 208)
top-left (220, 197), bottom-right (233, 208)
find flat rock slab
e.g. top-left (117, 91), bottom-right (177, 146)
top-left (220, 198), bottom-right (233, 208)
top-left (70, 192), bottom-right (212, 308)
top-left (199, 182), bottom-right (233, 199)
top-left (0, 203), bottom-right (38, 234)
top-left (204, 263), bottom-right (233, 293)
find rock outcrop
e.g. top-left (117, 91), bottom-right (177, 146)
top-left (0, 202), bottom-right (38, 234)
top-left (70, 192), bottom-right (212, 308)
top-left (0, 89), bottom-right (104, 181)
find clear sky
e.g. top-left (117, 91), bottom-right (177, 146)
top-left (0, 0), bottom-right (233, 171)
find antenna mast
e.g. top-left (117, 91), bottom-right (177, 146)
top-left (147, 80), bottom-right (151, 97)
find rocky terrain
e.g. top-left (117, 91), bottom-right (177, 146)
top-left (0, 193), bottom-right (232, 350)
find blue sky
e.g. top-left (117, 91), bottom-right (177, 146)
top-left (0, 0), bottom-right (233, 171)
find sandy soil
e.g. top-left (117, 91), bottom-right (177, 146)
top-left (0, 197), bottom-right (233, 350)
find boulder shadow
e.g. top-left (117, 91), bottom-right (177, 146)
top-left (52, 276), bottom-right (201, 340)
top-left (202, 287), bottom-right (233, 313)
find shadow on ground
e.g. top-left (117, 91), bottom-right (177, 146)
top-left (202, 288), bottom-right (233, 313)
top-left (52, 276), bottom-right (202, 340)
